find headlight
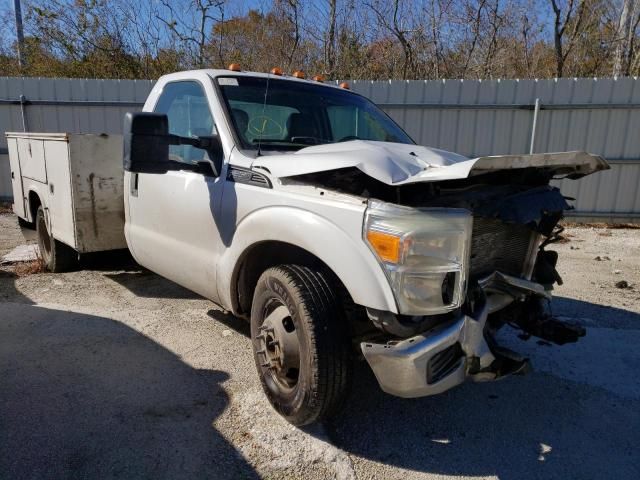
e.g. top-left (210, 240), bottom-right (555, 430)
top-left (364, 199), bottom-right (472, 315)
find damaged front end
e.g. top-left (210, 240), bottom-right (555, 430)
top-left (265, 144), bottom-right (608, 398)
top-left (357, 191), bottom-right (583, 397)
top-left (356, 189), bottom-right (573, 397)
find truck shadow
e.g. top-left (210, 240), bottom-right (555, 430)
top-left (77, 249), bottom-right (203, 300)
top-left (323, 297), bottom-right (640, 480)
top-left (79, 248), bottom-right (138, 271)
top-left (207, 309), bottom-right (251, 337)
top-left (0, 269), bottom-right (35, 305)
top-left (552, 295), bottom-right (640, 329)
top-left (0, 303), bottom-right (258, 479)
top-left (105, 270), bottom-right (203, 299)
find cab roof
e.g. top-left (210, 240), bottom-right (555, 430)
top-left (158, 68), bottom-right (346, 90)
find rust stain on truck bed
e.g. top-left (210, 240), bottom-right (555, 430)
top-left (88, 173), bottom-right (99, 237)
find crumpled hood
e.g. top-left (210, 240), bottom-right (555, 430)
top-left (252, 140), bottom-right (609, 185)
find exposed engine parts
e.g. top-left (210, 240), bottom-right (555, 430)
top-left (293, 161), bottom-right (588, 378)
top-left (492, 298), bottom-right (586, 345)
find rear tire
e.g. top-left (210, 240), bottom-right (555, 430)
top-left (250, 265), bottom-right (351, 426)
top-left (36, 206), bottom-right (76, 272)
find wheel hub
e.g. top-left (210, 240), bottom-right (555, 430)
top-left (256, 304), bottom-right (300, 388)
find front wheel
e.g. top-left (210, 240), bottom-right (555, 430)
top-left (251, 265), bottom-right (351, 426)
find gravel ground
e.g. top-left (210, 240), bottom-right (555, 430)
top-left (1, 212), bottom-right (639, 480)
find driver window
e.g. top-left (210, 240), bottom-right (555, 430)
top-left (154, 81), bottom-right (216, 164)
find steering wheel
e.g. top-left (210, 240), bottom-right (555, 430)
top-left (248, 115), bottom-right (284, 137)
top-left (338, 135), bottom-right (361, 142)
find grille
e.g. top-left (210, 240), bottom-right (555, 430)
top-left (469, 218), bottom-right (535, 279)
top-left (427, 343), bottom-right (463, 384)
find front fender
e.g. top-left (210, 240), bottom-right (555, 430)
top-left (216, 205), bottom-right (398, 314)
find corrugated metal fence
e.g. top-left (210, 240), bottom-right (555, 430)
top-left (1, 76), bottom-right (639, 222)
top-left (0, 77), bottom-right (154, 202)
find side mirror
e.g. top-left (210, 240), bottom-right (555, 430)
top-left (123, 112), bottom-right (223, 176)
top-left (123, 112), bottom-right (172, 174)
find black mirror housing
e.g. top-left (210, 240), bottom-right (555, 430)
top-left (123, 112), bottom-right (171, 174)
top-left (124, 112), bottom-right (224, 176)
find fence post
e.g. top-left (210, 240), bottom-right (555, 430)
top-left (529, 97), bottom-right (540, 154)
top-left (19, 94), bottom-right (28, 132)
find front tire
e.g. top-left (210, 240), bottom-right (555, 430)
top-left (251, 265), bottom-right (351, 426)
top-left (36, 206), bottom-right (76, 272)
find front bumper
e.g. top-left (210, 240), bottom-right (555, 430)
top-left (361, 273), bottom-right (540, 398)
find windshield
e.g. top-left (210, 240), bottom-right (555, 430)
top-left (216, 76), bottom-right (414, 152)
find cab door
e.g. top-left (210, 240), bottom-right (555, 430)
top-left (126, 80), bottom-right (226, 301)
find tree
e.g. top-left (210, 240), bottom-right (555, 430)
top-left (0, 0), bottom-right (634, 79)
top-left (549, 0), bottom-right (590, 77)
top-left (366, 0), bottom-right (419, 79)
top-left (326, 0), bottom-right (337, 75)
top-left (157, 0), bottom-right (226, 68)
top-left (612, 0), bottom-right (640, 76)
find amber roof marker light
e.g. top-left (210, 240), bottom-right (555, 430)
top-left (292, 70), bottom-right (305, 79)
top-left (339, 82), bottom-right (350, 89)
top-left (270, 67), bottom-right (283, 76)
top-left (312, 75), bottom-right (326, 82)
top-left (228, 63), bottom-right (241, 71)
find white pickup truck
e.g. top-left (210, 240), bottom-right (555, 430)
top-left (8, 68), bottom-right (609, 425)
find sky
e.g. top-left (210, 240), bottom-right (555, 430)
top-left (0, 0), bottom-right (593, 52)
top-left (0, 0), bottom-right (341, 44)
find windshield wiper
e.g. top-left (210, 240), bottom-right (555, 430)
top-left (252, 139), bottom-right (288, 143)
top-left (251, 138), bottom-right (331, 147)
top-left (290, 136), bottom-right (326, 145)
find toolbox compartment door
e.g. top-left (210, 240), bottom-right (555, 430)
top-left (44, 139), bottom-right (76, 249)
top-left (17, 138), bottom-right (47, 183)
top-left (7, 137), bottom-right (26, 218)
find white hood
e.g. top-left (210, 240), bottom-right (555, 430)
top-left (252, 140), bottom-right (609, 185)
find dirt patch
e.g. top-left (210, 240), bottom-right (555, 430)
top-left (561, 221), bottom-right (640, 229)
top-left (12, 255), bottom-right (46, 277)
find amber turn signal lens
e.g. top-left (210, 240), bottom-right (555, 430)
top-left (292, 70), bottom-right (305, 79)
top-left (367, 230), bottom-right (401, 264)
top-left (228, 63), bottom-right (241, 72)
top-left (339, 82), bottom-right (350, 89)
top-left (312, 75), bottom-right (325, 82)
top-left (271, 67), bottom-right (283, 76)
